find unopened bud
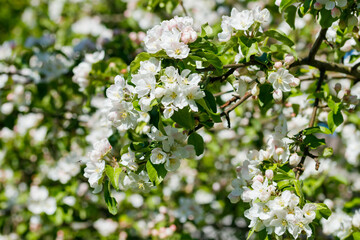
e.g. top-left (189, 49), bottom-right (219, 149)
top-left (289, 153), bottom-right (301, 166)
top-left (253, 175), bottom-right (264, 182)
top-left (256, 71), bottom-right (266, 84)
top-left (274, 61), bottom-right (283, 69)
top-left (273, 89), bottom-right (283, 102)
top-left (265, 169), bottom-right (274, 180)
top-left (348, 15), bottom-right (358, 26)
top-left (284, 55), bottom-right (295, 65)
top-left (331, 7), bottom-right (341, 18)
top-left (289, 77), bottom-right (300, 87)
top-left (314, 2), bottom-right (323, 10)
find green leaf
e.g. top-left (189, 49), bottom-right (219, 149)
top-left (171, 107), bottom-right (195, 129)
top-left (196, 98), bottom-right (221, 123)
top-left (258, 229), bottom-right (270, 240)
top-left (279, 0), bottom-right (297, 12)
top-left (328, 98), bottom-right (342, 114)
top-left (302, 126), bottom-right (323, 135)
top-left (284, 5), bottom-right (297, 29)
top-left (344, 198), bottom-right (360, 209)
top-left (318, 9), bottom-right (336, 28)
top-left (353, 232), bottom-right (360, 240)
top-left (247, 227), bottom-right (256, 240)
top-left (146, 160), bottom-right (167, 185)
top-left (294, 180), bottom-right (305, 207)
top-left (322, 147), bottom-right (333, 157)
top-left (104, 180), bottom-right (118, 215)
top-left (188, 132), bottom-right (204, 156)
top-left (303, 135), bottom-right (326, 149)
top-left (196, 52), bottom-right (223, 69)
top-left (105, 165), bottom-right (122, 190)
top-left (246, 42), bottom-right (258, 62)
top-left (258, 84), bottom-right (274, 113)
top-left (315, 203), bottom-right (332, 220)
top-left (265, 30), bottom-right (294, 47)
top-left (129, 52), bottom-right (151, 74)
top-left (327, 110), bottom-right (343, 133)
top-left (200, 23), bottom-right (213, 37)
top-left (204, 90), bottom-right (217, 113)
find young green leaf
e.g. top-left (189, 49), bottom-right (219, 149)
top-left (188, 132), bottom-right (204, 156)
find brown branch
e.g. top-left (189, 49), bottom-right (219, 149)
top-left (308, 28), bottom-right (328, 60)
top-left (179, 0), bottom-right (188, 16)
top-left (220, 95), bottom-right (239, 109)
top-left (295, 70), bottom-right (326, 180)
top-left (220, 92), bottom-right (252, 117)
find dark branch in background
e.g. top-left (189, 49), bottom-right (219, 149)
top-left (209, 68), bottom-right (236, 83)
top-left (189, 92), bottom-right (252, 134)
top-left (220, 92), bottom-right (252, 128)
top-left (352, 61), bottom-right (360, 72)
top-left (308, 28), bottom-right (328, 61)
top-left (295, 70), bottom-right (326, 180)
top-left (178, 0), bottom-right (188, 16)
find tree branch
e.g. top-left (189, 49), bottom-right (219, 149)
top-left (295, 70), bottom-right (326, 179)
top-left (308, 28), bottom-right (328, 60)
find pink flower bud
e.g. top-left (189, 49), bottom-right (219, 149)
top-left (265, 169), bottom-right (274, 180)
top-left (290, 77), bottom-right (300, 87)
top-left (137, 32), bottom-right (146, 41)
top-left (181, 26), bottom-right (197, 44)
top-left (331, 7), bottom-right (341, 18)
top-left (274, 61), bottom-right (283, 69)
top-left (253, 175), bottom-right (264, 182)
top-left (129, 32), bottom-right (137, 41)
top-left (169, 224), bottom-right (176, 231)
top-left (314, 2), bottom-right (323, 10)
top-left (284, 55), bottom-right (295, 65)
top-left (273, 89), bottom-right (283, 102)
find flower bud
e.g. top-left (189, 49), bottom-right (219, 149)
top-left (253, 175), bottom-right (264, 183)
top-left (289, 77), bottom-right (300, 87)
top-left (334, 83), bottom-right (342, 92)
top-left (348, 15), bottom-right (358, 26)
top-left (274, 61), bottom-right (283, 69)
top-left (352, 212), bottom-right (360, 228)
top-left (273, 89), bottom-right (283, 102)
top-left (284, 55), bottom-right (295, 65)
top-left (265, 169), bottom-right (274, 180)
top-left (289, 153), bottom-right (301, 166)
top-left (331, 7), bottom-right (341, 18)
top-left (256, 71), bottom-right (266, 84)
top-left (314, 2), bottom-right (323, 10)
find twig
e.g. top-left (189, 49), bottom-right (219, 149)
top-left (220, 95), bottom-right (240, 109)
top-left (295, 70), bottom-right (326, 179)
top-left (352, 61), bottom-right (360, 72)
top-left (220, 92), bottom-right (252, 117)
top-left (179, 0), bottom-right (188, 16)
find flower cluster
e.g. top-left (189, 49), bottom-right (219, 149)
top-left (106, 58), bottom-right (205, 131)
top-left (268, 68), bottom-right (299, 101)
top-left (144, 16), bottom-right (198, 59)
top-left (218, 7), bottom-right (270, 42)
top-left (83, 138), bottom-right (112, 193)
top-left (228, 120), bottom-right (319, 238)
top-left (314, 0), bottom-right (347, 17)
top-left (28, 186), bottom-right (57, 215)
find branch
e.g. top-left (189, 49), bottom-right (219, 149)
top-left (290, 58), bottom-right (360, 81)
top-left (308, 28), bottom-right (328, 60)
top-left (179, 0), bottom-right (188, 16)
top-left (295, 70), bottom-right (326, 179)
